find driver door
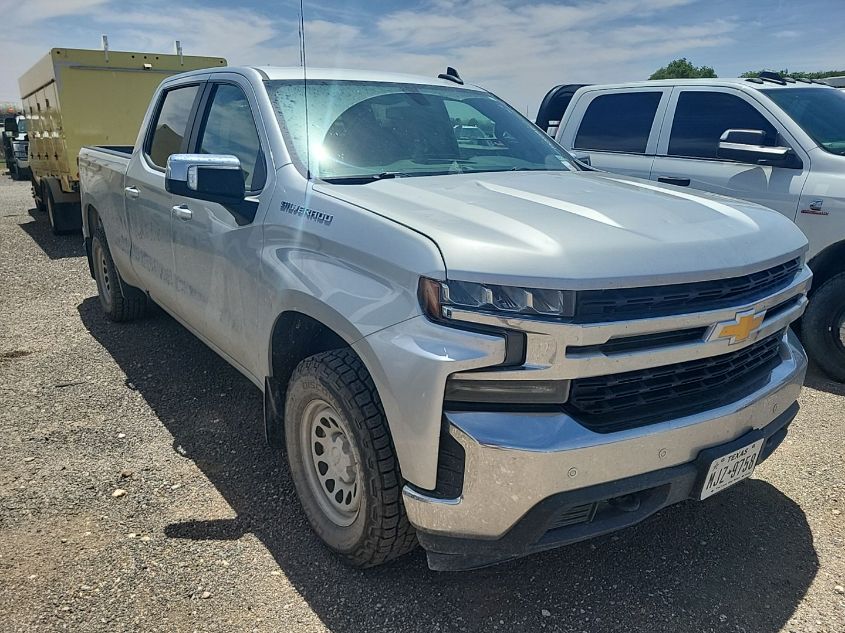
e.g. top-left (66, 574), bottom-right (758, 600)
top-left (649, 87), bottom-right (809, 220)
top-left (170, 78), bottom-right (269, 378)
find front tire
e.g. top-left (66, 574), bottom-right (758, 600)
top-left (802, 272), bottom-right (845, 382)
top-left (284, 349), bottom-right (417, 567)
top-left (91, 227), bottom-right (147, 322)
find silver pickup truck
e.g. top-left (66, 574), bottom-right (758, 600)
top-left (79, 66), bottom-right (811, 571)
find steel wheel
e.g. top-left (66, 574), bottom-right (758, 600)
top-left (299, 398), bottom-right (362, 527)
top-left (92, 237), bottom-right (114, 313)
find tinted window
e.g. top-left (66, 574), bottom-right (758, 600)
top-left (197, 84), bottom-right (265, 191)
top-left (574, 92), bottom-right (662, 153)
top-left (669, 91), bottom-right (777, 159)
top-left (762, 88), bottom-right (845, 156)
top-left (148, 85), bottom-right (199, 168)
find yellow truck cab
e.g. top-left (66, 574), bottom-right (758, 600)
top-left (19, 47), bottom-right (226, 233)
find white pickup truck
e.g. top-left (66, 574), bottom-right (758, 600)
top-left (79, 66), bottom-right (810, 570)
top-left (538, 75), bottom-right (845, 381)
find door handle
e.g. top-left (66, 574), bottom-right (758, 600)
top-left (657, 176), bottom-right (691, 187)
top-left (172, 204), bottom-right (193, 221)
top-left (124, 186), bottom-right (140, 199)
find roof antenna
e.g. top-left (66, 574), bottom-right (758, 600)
top-left (298, 0), bottom-right (311, 180)
top-left (438, 66), bottom-right (464, 85)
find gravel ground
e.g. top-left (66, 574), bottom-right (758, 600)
top-left (0, 173), bottom-right (843, 633)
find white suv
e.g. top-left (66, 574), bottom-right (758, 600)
top-left (539, 76), bottom-right (845, 380)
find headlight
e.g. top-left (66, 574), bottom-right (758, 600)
top-left (419, 277), bottom-right (576, 320)
top-left (419, 278), bottom-right (571, 406)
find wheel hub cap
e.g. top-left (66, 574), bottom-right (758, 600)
top-left (302, 400), bottom-right (361, 527)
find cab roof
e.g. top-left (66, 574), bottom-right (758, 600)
top-left (168, 65), bottom-right (483, 91)
top-left (581, 77), bottom-right (836, 92)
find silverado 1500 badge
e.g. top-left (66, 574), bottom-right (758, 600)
top-left (281, 201), bottom-right (334, 226)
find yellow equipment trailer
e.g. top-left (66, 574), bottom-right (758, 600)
top-left (19, 47), bottom-right (226, 233)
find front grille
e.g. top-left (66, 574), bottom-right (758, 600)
top-left (574, 258), bottom-right (800, 322)
top-left (567, 327), bottom-right (707, 357)
top-left (566, 333), bottom-right (784, 433)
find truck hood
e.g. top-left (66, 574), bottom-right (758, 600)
top-left (315, 171), bottom-right (808, 289)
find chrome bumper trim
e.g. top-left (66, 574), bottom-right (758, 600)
top-left (403, 330), bottom-right (807, 539)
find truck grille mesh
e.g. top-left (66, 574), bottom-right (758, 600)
top-left (566, 333), bottom-right (784, 433)
top-left (574, 258), bottom-right (800, 322)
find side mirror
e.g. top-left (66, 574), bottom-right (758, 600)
top-left (165, 154), bottom-right (245, 204)
top-left (3, 117), bottom-right (17, 136)
top-left (570, 151), bottom-right (591, 167)
top-left (717, 129), bottom-right (802, 169)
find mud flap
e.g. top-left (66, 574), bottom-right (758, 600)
top-left (264, 376), bottom-right (285, 448)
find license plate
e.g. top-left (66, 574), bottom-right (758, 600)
top-left (700, 439), bottom-right (765, 500)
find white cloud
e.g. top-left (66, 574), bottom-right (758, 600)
top-left (2, 0), bottom-right (843, 116)
top-left (1, 0), bottom-right (109, 25)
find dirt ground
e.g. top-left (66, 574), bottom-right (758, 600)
top-left (0, 174), bottom-right (843, 633)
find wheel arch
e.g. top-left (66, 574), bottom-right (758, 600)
top-left (808, 239), bottom-right (845, 294)
top-left (264, 308), bottom-right (366, 449)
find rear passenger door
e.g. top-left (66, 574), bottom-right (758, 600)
top-left (126, 82), bottom-right (203, 310)
top-left (649, 87), bottom-right (810, 219)
top-left (557, 88), bottom-right (671, 178)
top-left (170, 78), bottom-right (269, 378)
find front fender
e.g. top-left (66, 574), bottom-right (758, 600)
top-left (353, 317), bottom-right (505, 490)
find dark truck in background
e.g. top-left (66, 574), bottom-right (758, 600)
top-left (3, 115), bottom-right (31, 181)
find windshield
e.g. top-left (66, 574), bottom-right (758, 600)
top-left (762, 88), bottom-right (845, 156)
top-left (265, 79), bottom-right (575, 181)
top-left (17, 118), bottom-right (27, 134)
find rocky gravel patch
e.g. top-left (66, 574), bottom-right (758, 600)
top-left (0, 174), bottom-right (843, 632)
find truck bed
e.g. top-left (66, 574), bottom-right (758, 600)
top-left (78, 146), bottom-right (132, 256)
top-left (86, 145), bottom-right (134, 158)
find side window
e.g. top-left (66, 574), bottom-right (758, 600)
top-left (574, 92), bottom-right (662, 154)
top-left (668, 91), bottom-right (778, 160)
top-left (196, 84), bottom-right (266, 191)
top-left (147, 85), bottom-right (200, 169)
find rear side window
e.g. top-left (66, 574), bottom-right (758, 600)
top-left (147, 85), bottom-right (200, 168)
top-left (574, 92), bottom-right (662, 154)
top-left (668, 91), bottom-right (777, 159)
top-left (196, 84), bottom-right (266, 191)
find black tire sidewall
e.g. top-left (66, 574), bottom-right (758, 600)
top-left (284, 366), bottom-right (373, 555)
top-left (803, 273), bottom-right (845, 381)
top-left (92, 230), bottom-right (118, 317)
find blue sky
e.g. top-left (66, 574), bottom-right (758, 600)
top-left (1, 0), bottom-right (844, 116)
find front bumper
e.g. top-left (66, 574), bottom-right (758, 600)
top-left (404, 329), bottom-right (806, 570)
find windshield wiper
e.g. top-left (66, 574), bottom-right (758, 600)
top-left (321, 171), bottom-right (410, 184)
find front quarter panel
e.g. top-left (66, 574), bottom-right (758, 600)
top-left (258, 172), bottom-right (472, 487)
top-left (258, 171), bottom-right (447, 358)
top-left (795, 150), bottom-right (845, 260)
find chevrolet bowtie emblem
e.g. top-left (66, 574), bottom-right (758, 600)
top-left (708, 309), bottom-right (766, 345)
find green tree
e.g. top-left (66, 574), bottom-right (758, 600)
top-left (741, 68), bottom-right (845, 79)
top-left (649, 58), bottom-right (717, 80)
